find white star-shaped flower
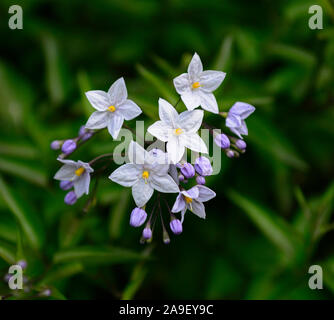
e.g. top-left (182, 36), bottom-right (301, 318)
top-left (173, 53), bottom-right (226, 114)
top-left (54, 159), bottom-right (94, 198)
top-left (85, 77), bottom-right (142, 139)
top-left (147, 98), bottom-right (208, 164)
top-left (171, 185), bottom-right (216, 222)
top-left (226, 102), bottom-right (255, 139)
top-left (109, 141), bottom-right (179, 207)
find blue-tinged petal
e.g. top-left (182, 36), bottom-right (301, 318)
top-left (226, 113), bottom-right (242, 128)
top-left (229, 102), bottom-right (255, 119)
top-left (107, 114), bottom-right (124, 139)
top-left (117, 99), bottom-right (142, 120)
top-left (187, 52), bottom-right (203, 81)
top-left (108, 77), bottom-right (128, 105)
top-left (196, 185), bottom-right (216, 202)
top-left (172, 193), bottom-right (186, 213)
top-left (85, 111), bottom-right (109, 130)
top-left (200, 70), bottom-right (226, 92)
top-left (150, 174), bottom-right (179, 193)
top-left (85, 90), bottom-right (110, 111)
top-left (132, 179), bottom-right (154, 207)
top-left (109, 163), bottom-right (140, 187)
top-left (173, 73), bottom-right (190, 95)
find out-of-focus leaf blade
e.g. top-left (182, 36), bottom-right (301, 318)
top-left (0, 175), bottom-right (45, 250)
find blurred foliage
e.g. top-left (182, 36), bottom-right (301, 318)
top-left (0, 0), bottom-right (334, 299)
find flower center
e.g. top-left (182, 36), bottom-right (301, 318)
top-left (142, 170), bottom-right (150, 181)
top-left (184, 196), bottom-right (192, 204)
top-left (108, 105), bottom-right (116, 112)
top-left (75, 167), bottom-right (85, 177)
top-left (192, 82), bottom-right (201, 89)
top-left (174, 128), bottom-right (183, 136)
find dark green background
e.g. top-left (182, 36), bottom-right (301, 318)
top-left (0, 0), bottom-right (334, 299)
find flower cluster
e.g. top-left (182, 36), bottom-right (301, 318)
top-left (52, 53), bottom-right (255, 243)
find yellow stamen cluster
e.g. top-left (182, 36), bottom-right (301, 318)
top-left (192, 82), bottom-right (201, 89)
top-left (184, 196), bottom-right (192, 204)
top-left (108, 105), bottom-right (116, 112)
top-left (75, 167), bottom-right (85, 176)
top-left (174, 128), bottom-right (183, 136)
top-left (142, 170), bottom-right (149, 181)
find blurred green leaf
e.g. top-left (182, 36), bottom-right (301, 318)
top-left (0, 157), bottom-right (47, 187)
top-left (0, 240), bottom-right (15, 264)
top-left (109, 189), bottom-right (130, 240)
top-left (227, 189), bottom-right (299, 260)
top-left (53, 246), bottom-right (148, 265)
top-left (0, 175), bottom-right (45, 250)
top-left (136, 64), bottom-right (177, 102)
top-left (248, 116), bottom-right (308, 171)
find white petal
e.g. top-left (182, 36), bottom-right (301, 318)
top-left (167, 136), bottom-right (185, 164)
top-left (158, 98), bottom-right (178, 127)
top-left (173, 73), bottom-right (190, 95)
top-left (198, 91), bottom-right (219, 114)
top-left (168, 164), bottom-right (179, 184)
top-left (147, 121), bottom-right (170, 142)
top-left (239, 120), bottom-right (248, 135)
top-left (181, 133), bottom-right (208, 154)
top-left (117, 99), bottom-right (142, 120)
top-left (179, 110), bottom-right (203, 133)
top-left (200, 70), bottom-right (226, 92)
top-left (226, 113), bottom-right (242, 128)
top-left (107, 114), bottom-right (124, 139)
top-left (196, 185), bottom-right (216, 202)
top-left (230, 127), bottom-right (243, 139)
top-left (150, 174), bottom-right (179, 193)
top-left (181, 91), bottom-right (201, 111)
top-left (74, 173), bottom-right (90, 198)
top-left (85, 90), bottom-right (110, 111)
top-left (181, 186), bottom-right (199, 199)
top-left (108, 77), bottom-right (127, 105)
top-left (191, 200), bottom-right (206, 219)
top-left (85, 111), bottom-right (108, 130)
top-left (187, 53), bottom-right (203, 81)
top-left (132, 180), bottom-right (154, 207)
top-left (180, 207), bottom-right (187, 223)
top-left (109, 163), bottom-right (140, 187)
top-left (57, 158), bottom-right (77, 166)
top-left (128, 140), bottom-right (146, 165)
top-left (54, 164), bottom-right (76, 181)
top-left (78, 161), bottom-right (94, 174)
top-left (229, 102), bottom-right (255, 119)
top-left (172, 193), bottom-right (186, 213)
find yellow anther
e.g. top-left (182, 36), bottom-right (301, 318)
top-left (192, 82), bottom-right (200, 89)
top-left (108, 105), bottom-right (116, 112)
top-left (184, 196), bottom-right (193, 204)
top-left (75, 167), bottom-right (85, 176)
top-left (174, 128), bottom-right (183, 136)
top-left (142, 171), bottom-right (149, 180)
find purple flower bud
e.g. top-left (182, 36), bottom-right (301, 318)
top-left (194, 157), bottom-right (213, 176)
top-left (64, 191), bottom-right (77, 205)
top-left (59, 180), bottom-right (74, 191)
top-left (79, 126), bottom-right (93, 142)
top-left (130, 208), bottom-right (147, 227)
top-left (180, 163), bottom-right (195, 179)
top-left (226, 150), bottom-right (234, 158)
top-left (236, 139), bottom-right (247, 150)
top-left (17, 260), bottom-right (27, 269)
top-left (170, 219), bottom-right (183, 235)
top-left (61, 139), bottom-right (77, 154)
top-left (50, 140), bottom-right (61, 150)
top-left (214, 133), bottom-right (230, 149)
top-left (196, 175), bottom-right (206, 185)
top-left (142, 227), bottom-right (152, 240)
top-left (178, 174), bottom-right (185, 182)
